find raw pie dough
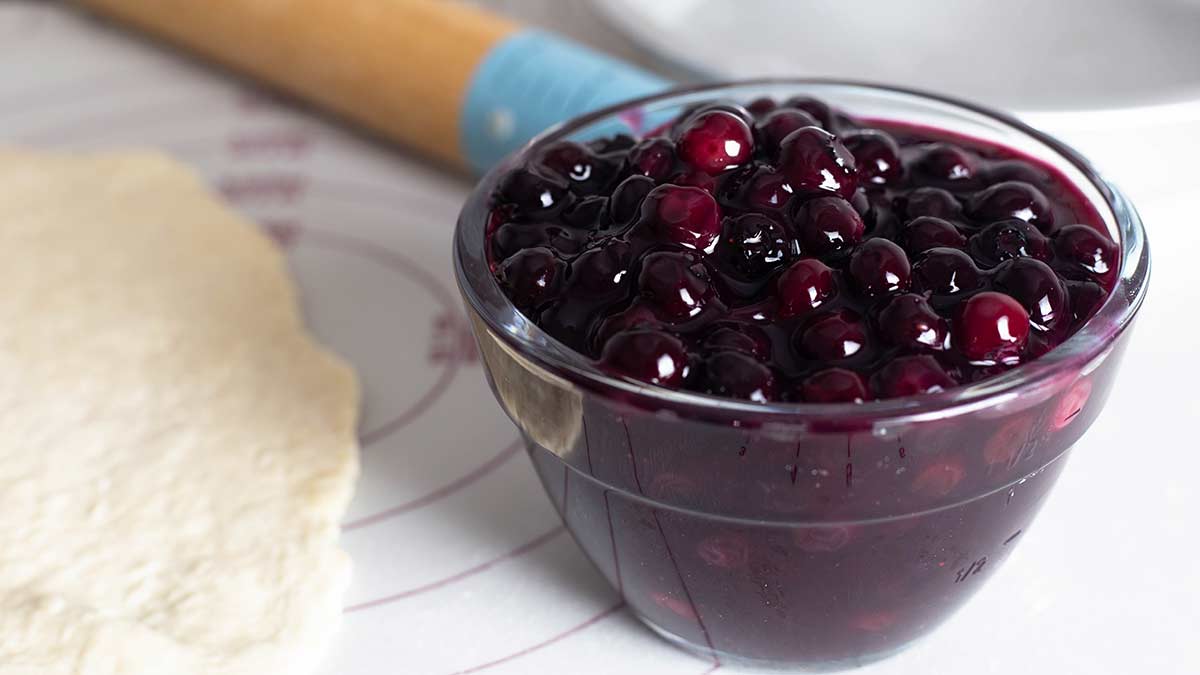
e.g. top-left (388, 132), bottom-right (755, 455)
top-left (0, 151), bottom-right (359, 674)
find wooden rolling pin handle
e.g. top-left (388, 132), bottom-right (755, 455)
top-left (78, 0), bottom-right (669, 173)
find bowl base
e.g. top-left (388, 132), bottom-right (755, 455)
top-left (635, 611), bottom-right (919, 672)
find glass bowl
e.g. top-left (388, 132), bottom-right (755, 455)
top-left (453, 80), bottom-right (1150, 670)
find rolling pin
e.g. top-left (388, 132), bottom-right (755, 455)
top-left (78, 0), bottom-right (670, 173)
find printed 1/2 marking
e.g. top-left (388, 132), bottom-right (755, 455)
top-left (954, 556), bottom-right (988, 583)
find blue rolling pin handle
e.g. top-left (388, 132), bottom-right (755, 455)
top-left (461, 29), bottom-right (675, 174)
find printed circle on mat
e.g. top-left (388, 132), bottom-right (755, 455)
top-left (285, 226), bottom-right (459, 446)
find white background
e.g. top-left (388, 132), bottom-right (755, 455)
top-left (0, 1), bottom-right (1196, 673)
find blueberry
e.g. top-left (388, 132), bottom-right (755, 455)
top-left (600, 329), bottom-right (689, 387)
top-left (496, 247), bottom-right (565, 309)
top-left (969, 219), bottom-right (1052, 267)
top-left (637, 250), bottom-right (712, 319)
top-left (800, 368), bottom-right (870, 403)
top-left (716, 213), bottom-right (791, 278)
top-left (639, 184), bottom-right (722, 253)
top-left (843, 129), bottom-right (903, 185)
top-left (967, 181), bottom-right (1054, 232)
top-left (777, 127), bottom-right (859, 199)
top-left (992, 257), bottom-right (1068, 332)
top-left (797, 310), bottom-right (868, 361)
top-left (870, 355), bottom-right (957, 398)
top-left (912, 247), bottom-right (983, 296)
top-left (757, 109), bottom-right (821, 157)
top-left (953, 291), bottom-right (1031, 364)
top-left (496, 166), bottom-right (570, 214)
top-left (900, 216), bottom-right (967, 255)
top-left (1054, 224), bottom-right (1118, 282)
top-left (848, 239), bottom-right (911, 298)
top-left (676, 110), bottom-right (755, 174)
top-left (776, 258), bottom-right (837, 319)
top-left (701, 350), bottom-right (776, 402)
top-left (878, 294), bottom-right (949, 351)
top-left (792, 196), bottom-right (865, 256)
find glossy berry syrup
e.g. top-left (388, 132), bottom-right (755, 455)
top-left (477, 96), bottom-right (1125, 668)
top-left (487, 100), bottom-right (1115, 403)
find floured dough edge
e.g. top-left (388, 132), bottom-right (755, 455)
top-left (0, 149), bottom-right (359, 675)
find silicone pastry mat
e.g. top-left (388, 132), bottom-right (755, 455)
top-left (2, 3), bottom-right (1195, 675)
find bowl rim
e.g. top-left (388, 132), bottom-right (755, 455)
top-left (454, 78), bottom-right (1150, 424)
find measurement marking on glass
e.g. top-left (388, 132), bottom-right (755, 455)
top-left (954, 556), bottom-right (988, 583)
